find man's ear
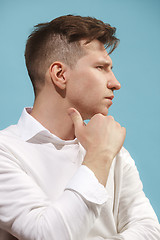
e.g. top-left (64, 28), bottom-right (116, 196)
top-left (49, 62), bottom-right (67, 90)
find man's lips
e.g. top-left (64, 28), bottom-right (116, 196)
top-left (105, 95), bottom-right (114, 100)
top-left (104, 96), bottom-right (114, 107)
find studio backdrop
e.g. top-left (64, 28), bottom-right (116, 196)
top-left (0, 0), bottom-right (160, 220)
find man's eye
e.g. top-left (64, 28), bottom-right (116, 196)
top-left (97, 66), bottom-right (103, 70)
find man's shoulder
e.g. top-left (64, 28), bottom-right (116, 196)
top-left (0, 124), bottom-right (20, 144)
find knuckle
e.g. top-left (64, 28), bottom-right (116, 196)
top-left (94, 113), bottom-right (104, 119)
top-left (122, 127), bottom-right (126, 133)
top-left (96, 113), bottom-right (103, 117)
top-left (121, 127), bottom-right (126, 136)
top-left (116, 122), bottom-right (121, 127)
top-left (107, 115), bottom-right (114, 121)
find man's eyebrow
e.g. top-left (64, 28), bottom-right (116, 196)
top-left (95, 60), bottom-right (113, 68)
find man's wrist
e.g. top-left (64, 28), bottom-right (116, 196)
top-left (82, 151), bottom-right (113, 186)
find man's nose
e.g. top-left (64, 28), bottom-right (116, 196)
top-left (107, 74), bottom-right (121, 91)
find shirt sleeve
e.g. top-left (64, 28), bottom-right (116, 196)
top-left (88, 147), bottom-right (160, 240)
top-left (0, 144), bottom-right (108, 240)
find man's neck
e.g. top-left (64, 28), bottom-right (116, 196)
top-left (30, 98), bottom-right (76, 141)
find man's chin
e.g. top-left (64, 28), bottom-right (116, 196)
top-left (96, 108), bottom-right (109, 117)
top-left (84, 109), bottom-right (109, 120)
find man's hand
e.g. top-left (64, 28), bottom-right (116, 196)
top-left (68, 108), bottom-right (126, 186)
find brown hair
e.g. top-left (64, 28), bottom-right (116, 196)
top-left (25, 15), bottom-right (119, 96)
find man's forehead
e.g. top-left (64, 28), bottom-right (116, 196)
top-left (80, 39), bottom-right (106, 51)
top-left (80, 39), bottom-right (112, 65)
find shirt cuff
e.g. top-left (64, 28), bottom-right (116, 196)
top-left (65, 165), bottom-right (109, 205)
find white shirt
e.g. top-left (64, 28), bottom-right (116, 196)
top-left (0, 108), bottom-right (159, 240)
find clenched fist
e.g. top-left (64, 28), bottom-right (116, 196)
top-left (68, 108), bottom-right (126, 186)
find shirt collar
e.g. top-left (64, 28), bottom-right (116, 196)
top-left (17, 107), bottom-right (78, 145)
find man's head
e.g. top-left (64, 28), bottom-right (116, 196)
top-left (25, 15), bottom-right (119, 97)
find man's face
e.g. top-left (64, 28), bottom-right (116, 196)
top-left (65, 40), bottom-right (121, 120)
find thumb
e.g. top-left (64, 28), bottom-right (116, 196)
top-left (67, 108), bottom-right (84, 132)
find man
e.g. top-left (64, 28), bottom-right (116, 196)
top-left (0, 15), bottom-right (159, 240)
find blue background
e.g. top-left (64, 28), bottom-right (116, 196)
top-left (0, 0), bottom-right (160, 221)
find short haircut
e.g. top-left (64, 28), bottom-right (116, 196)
top-left (24, 15), bottom-right (119, 96)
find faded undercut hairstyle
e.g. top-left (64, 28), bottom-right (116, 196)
top-left (25, 15), bottom-right (119, 96)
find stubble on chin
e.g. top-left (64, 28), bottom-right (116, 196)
top-left (85, 108), bottom-right (109, 120)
